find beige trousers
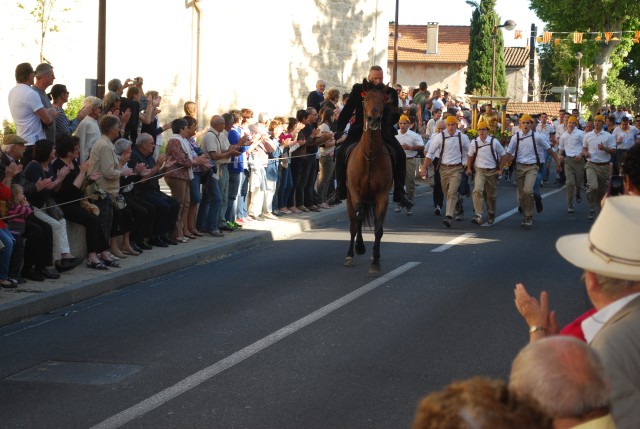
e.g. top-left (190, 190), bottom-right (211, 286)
top-left (516, 164), bottom-right (539, 217)
top-left (585, 162), bottom-right (609, 209)
top-left (439, 165), bottom-right (463, 217)
top-left (472, 168), bottom-right (498, 216)
top-left (564, 156), bottom-right (585, 206)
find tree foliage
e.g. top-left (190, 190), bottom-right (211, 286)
top-left (465, 0), bottom-right (507, 96)
top-left (529, 0), bottom-right (640, 107)
top-left (17, 0), bottom-right (71, 63)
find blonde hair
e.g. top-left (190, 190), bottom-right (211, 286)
top-left (10, 184), bottom-right (23, 205)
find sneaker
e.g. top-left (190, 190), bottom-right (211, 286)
top-left (208, 229), bottom-right (225, 238)
top-left (443, 216), bottom-right (452, 228)
top-left (434, 205), bottom-right (442, 216)
top-left (521, 217), bottom-right (533, 228)
top-left (471, 215), bottom-right (482, 225)
top-left (231, 221), bottom-right (242, 229)
top-left (455, 214), bottom-right (463, 221)
top-left (262, 212), bottom-right (278, 220)
top-left (534, 195), bottom-right (544, 213)
top-left (406, 208), bottom-right (413, 216)
top-left (395, 204), bottom-right (402, 213)
top-left (568, 205), bottom-right (575, 213)
top-left (588, 210), bottom-right (596, 220)
top-left (576, 193), bottom-right (582, 203)
top-left (297, 205), bottom-right (310, 212)
top-left (487, 211), bottom-right (495, 225)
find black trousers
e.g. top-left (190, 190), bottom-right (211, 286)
top-left (23, 217), bottom-right (53, 270)
top-left (123, 193), bottom-right (156, 242)
top-left (60, 202), bottom-right (109, 254)
top-left (137, 190), bottom-right (179, 235)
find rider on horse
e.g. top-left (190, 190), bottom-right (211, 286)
top-left (327, 65), bottom-right (415, 209)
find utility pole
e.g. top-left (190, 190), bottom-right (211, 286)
top-left (97, 0), bottom-right (106, 98)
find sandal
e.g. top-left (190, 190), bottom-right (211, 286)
top-left (87, 260), bottom-right (108, 270)
top-left (183, 233), bottom-right (197, 239)
top-left (190, 230), bottom-right (204, 237)
top-left (100, 258), bottom-right (121, 268)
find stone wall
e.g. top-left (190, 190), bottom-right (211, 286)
top-left (1, 0), bottom-right (389, 131)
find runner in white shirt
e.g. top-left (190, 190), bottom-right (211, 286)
top-left (582, 115), bottom-right (616, 219)
top-left (558, 116), bottom-right (585, 213)
top-left (466, 121), bottom-right (505, 225)
top-left (500, 114), bottom-right (561, 228)
top-left (395, 115), bottom-right (424, 215)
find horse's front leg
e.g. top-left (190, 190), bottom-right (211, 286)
top-left (354, 201), bottom-right (366, 255)
top-left (370, 199), bottom-right (388, 274)
top-left (345, 195), bottom-right (358, 267)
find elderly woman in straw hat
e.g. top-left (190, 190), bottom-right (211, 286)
top-left (514, 195), bottom-right (640, 429)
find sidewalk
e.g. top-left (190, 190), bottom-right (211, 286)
top-left (0, 207), bottom-right (347, 327)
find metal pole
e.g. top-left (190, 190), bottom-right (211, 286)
top-left (576, 58), bottom-right (581, 112)
top-left (491, 25), bottom-right (497, 97)
top-left (392, 0), bottom-right (399, 84)
top-left (97, 0), bottom-right (106, 98)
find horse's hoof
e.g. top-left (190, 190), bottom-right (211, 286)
top-left (369, 263), bottom-right (381, 274)
top-left (344, 257), bottom-right (353, 267)
top-left (355, 243), bottom-right (366, 255)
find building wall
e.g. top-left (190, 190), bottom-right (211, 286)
top-left (395, 63), bottom-right (468, 97)
top-left (506, 67), bottom-right (529, 102)
top-left (1, 0), bottom-right (388, 131)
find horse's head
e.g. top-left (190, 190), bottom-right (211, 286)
top-left (362, 79), bottom-right (387, 131)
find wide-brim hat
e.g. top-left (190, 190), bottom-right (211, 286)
top-left (556, 196), bottom-right (640, 281)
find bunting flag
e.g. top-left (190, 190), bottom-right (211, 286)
top-left (595, 35), bottom-right (602, 41)
top-left (536, 36), bottom-right (543, 43)
top-left (636, 30), bottom-right (640, 39)
top-left (634, 38), bottom-right (639, 44)
top-left (573, 32), bottom-right (583, 43)
top-left (533, 29), bottom-right (640, 44)
top-left (514, 30), bottom-right (522, 39)
top-left (605, 32), bottom-right (613, 42)
top-left (543, 31), bottom-right (553, 43)
top-left (554, 38), bottom-right (561, 46)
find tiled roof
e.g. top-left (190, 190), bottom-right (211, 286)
top-left (505, 47), bottom-right (529, 68)
top-left (506, 102), bottom-right (562, 118)
top-left (388, 24), bottom-right (470, 63)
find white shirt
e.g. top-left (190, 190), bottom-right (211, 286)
top-left (431, 98), bottom-right (445, 111)
top-left (468, 136), bottom-right (505, 169)
top-left (553, 120), bottom-right (567, 139)
top-left (536, 121), bottom-right (555, 138)
top-left (506, 130), bottom-right (551, 164)
top-left (427, 130), bottom-right (470, 165)
top-left (611, 125), bottom-right (639, 150)
top-left (583, 130), bottom-right (616, 163)
top-left (559, 129), bottom-right (584, 157)
top-left (8, 83), bottom-right (46, 145)
top-left (396, 129), bottom-right (424, 158)
top-left (74, 116), bottom-right (100, 163)
top-left (582, 292), bottom-right (640, 343)
top-left (203, 129), bottom-right (231, 166)
top-left (425, 118), bottom-right (439, 137)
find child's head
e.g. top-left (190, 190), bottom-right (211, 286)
top-left (10, 184), bottom-right (24, 205)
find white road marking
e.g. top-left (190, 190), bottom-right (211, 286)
top-left (431, 233), bottom-right (476, 252)
top-left (89, 262), bottom-right (421, 429)
top-left (482, 187), bottom-right (565, 227)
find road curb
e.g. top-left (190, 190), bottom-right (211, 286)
top-left (0, 209), bottom-right (346, 327)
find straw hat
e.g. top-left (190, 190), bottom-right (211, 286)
top-left (556, 196), bottom-right (640, 281)
top-left (1, 134), bottom-right (27, 146)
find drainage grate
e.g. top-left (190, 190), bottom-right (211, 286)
top-left (6, 361), bottom-right (144, 385)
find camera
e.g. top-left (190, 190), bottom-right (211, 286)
top-left (608, 175), bottom-right (624, 196)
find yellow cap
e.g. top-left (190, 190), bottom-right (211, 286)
top-left (476, 121), bottom-right (489, 130)
top-left (520, 114), bottom-right (533, 123)
top-left (399, 115), bottom-right (410, 123)
top-left (594, 115), bottom-right (605, 122)
top-left (567, 116), bottom-right (578, 124)
top-left (445, 115), bottom-right (458, 125)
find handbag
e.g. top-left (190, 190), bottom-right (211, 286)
top-left (114, 193), bottom-right (127, 209)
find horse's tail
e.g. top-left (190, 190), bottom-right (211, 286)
top-left (358, 201), bottom-right (376, 228)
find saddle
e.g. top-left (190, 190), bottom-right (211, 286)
top-left (345, 140), bottom-right (396, 168)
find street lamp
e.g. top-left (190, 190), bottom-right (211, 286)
top-left (575, 51), bottom-right (583, 112)
top-left (491, 19), bottom-right (517, 97)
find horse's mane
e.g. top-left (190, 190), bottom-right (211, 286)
top-left (365, 82), bottom-right (387, 92)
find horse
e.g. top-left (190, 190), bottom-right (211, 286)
top-left (344, 80), bottom-right (394, 274)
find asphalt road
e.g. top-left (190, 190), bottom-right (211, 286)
top-left (0, 179), bottom-right (594, 429)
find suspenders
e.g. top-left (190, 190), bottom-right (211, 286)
top-left (437, 131), bottom-right (463, 170)
top-left (514, 132), bottom-right (541, 165)
top-left (472, 137), bottom-right (499, 169)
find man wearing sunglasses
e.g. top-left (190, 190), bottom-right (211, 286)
top-left (500, 114), bottom-right (561, 228)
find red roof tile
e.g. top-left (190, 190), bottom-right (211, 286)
top-left (506, 102), bottom-right (562, 118)
top-left (505, 47), bottom-right (530, 68)
top-left (388, 24), bottom-right (470, 63)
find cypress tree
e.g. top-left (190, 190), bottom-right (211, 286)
top-left (465, 0), bottom-right (506, 96)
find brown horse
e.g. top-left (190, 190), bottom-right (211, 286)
top-left (344, 80), bottom-right (394, 273)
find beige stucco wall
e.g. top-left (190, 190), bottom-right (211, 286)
top-left (1, 0), bottom-right (388, 131)
top-left (395, 63), bottom-right (468, 97)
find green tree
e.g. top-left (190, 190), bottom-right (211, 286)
top-left (464, 0), bottom-right (507, 96)
top-left (530, 0), bottom-right (640, 107)
top-left (17, 0), bottom-right (71, 63)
